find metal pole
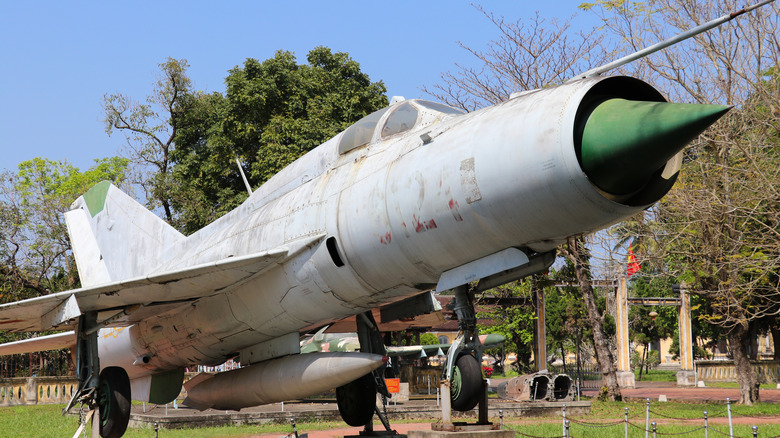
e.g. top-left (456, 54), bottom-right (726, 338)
top-left (652, 421), bottom-right (657, 438)
top-left (645, 398), bottom-right (651, 438)
top-left (499, 409), bottom-right (504, 429)
top-left (562, 404), bottom-right (567, 438)
top-left (704, 411), bottom-right (709, 438)
top-left (625, 407), bottom-right (629, 438)
top-left (235, 155), bottom-right (253, 195)
top-left (565, 420), bottom-right (570, 438)
top-left (727, 398), bottom-right (734, 438)
top-left (753, 425), bottom-right (758, 437)
top-left (441, 381), bottom-right (451, 425)
top-left (91, 406), bottom-right (100, 438)
top-left (569, 0), bottom-right (777, 80)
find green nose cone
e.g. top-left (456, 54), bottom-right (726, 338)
top-left (580, 99), bottom-right (730, 195)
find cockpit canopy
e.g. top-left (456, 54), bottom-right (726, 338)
top-left (338, 99), bottom-right (465, 154)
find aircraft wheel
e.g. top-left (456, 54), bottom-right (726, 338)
top-left (451, 354), bottom-right (482, 411)
top-left (336, 373), bottom-right (376, 426)
top-left (98, 366), bottom-right (131, 438)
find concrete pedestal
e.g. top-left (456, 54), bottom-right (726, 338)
top-left (409, 429), bottom-right (514, 438)
top-left (616, 371), bottom-right (636, 389)
top-left (676, 370), bottom-right (696, 386)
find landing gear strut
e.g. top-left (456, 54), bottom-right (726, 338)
top-left (444, 285), bottom-right (485, 412)
top-left (65, 312), bottom-right (132, 438)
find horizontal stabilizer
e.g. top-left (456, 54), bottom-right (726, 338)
top-left (0, 247), bottom-right (289, 332)
top-left (0, 331), bottom-right (76, 356)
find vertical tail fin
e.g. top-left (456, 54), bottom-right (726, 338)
top-left (64, 181), bottom-right (185, 287)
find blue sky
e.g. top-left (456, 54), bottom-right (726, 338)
top-left (0, 1), bottom-right (598, 173)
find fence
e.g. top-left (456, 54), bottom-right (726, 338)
top-left (0, 350), bottom-right (71, 378)
top-left (506, 399), bottom-right (776, 438)
top-left (548, 364), bottom-right (603, 392)
top-left (0, 376), bottom-right (79, 406)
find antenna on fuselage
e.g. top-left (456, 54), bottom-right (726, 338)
top-left (568, 0), bottom-right (776, 82)
top-left (235, 154), bottom-right (253, 195)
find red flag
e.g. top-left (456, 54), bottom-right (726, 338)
top-left (627, 247), bottom-right (641, 277)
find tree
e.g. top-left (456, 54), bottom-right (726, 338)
top-left (103, 58), bottom-right (193, 223)
top-left (422, 6), bottom-right (611, 111)
top-left (0, 157), bottom-right (129, 300)
top-left (582, 0), bottom-right (780, 405)
top-left (169, 47), bottom-right (387, 233)
top-left (561, 236), bottom-right (622, 401)
top-left (627, 277), bottom-right (677, 378)
top-left (477, 280), bottom-right (538, 373)
top-left (544, 263), bottom-right (590, 375)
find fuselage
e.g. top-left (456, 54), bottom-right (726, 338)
top-left (100, 75), bottom-right (678, 379)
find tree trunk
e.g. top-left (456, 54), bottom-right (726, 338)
top-left (566, 236), bottom-right (622, 401)
top-left (729, 324), bottom-right (760, 405)
top-left (560, 343), bottom-right (567, 374)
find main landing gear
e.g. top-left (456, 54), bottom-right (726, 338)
top-left (444, 285), bottom-right (486, 413)
top-left (336, 311), bottom-right (397, 435)
top-left (65, 312), bottom-right (132, 438)
top-left (97, 367), bottom-right (131, 438)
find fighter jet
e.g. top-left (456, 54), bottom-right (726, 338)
top-left (299, 329), bottom-right (505, 357)
top-left (0, 3), bottom-right (765, 436)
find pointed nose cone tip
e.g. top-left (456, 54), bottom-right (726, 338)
top-left (580, 99), bottom-right (731, 196)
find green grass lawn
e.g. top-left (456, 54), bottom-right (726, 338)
top-left (634, 369), bottom-right (677, 382)
top-left (701, 381), bottom-right (778, 390)
top-left (2, 400), bottom-right (780, 438)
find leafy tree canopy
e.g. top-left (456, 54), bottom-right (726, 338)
top-left (170, 47), bottom-right (387, 233)
top-left (0, 157), bottom-right (129, 302)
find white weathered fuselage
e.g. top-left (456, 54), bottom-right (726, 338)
top-left (101, 76), bottom-right (675, 379)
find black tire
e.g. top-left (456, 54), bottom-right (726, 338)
top-left (451, 354), bottom-right (482, 411)
top-left (336, 373), bottom-right (376, 426)
top-left (98, 367), bottom-right (131, 438)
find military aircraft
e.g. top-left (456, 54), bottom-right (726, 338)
top-left (0, 2), bottom-right (769, 436)
top-left (299, 328), bottom-right (505, 357)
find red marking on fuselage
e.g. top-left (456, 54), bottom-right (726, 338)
top-left (448, 198), bottom-right (464, 222)
top-left (414, 215), bottom-right (425, 233)
top-left (380, 232), bottom-right (392, 244)
top-left (424, 219), bottom-right (437, 230)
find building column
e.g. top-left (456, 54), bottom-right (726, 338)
top-left (534, 286), bottom-right (547, 372)
top-left (615, 277), bottom-right (635, 388)
top-left (677, 282), bottom-right (696, 386)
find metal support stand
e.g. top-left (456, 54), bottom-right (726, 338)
top-left (356, 312), bottom-right (399, 437)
